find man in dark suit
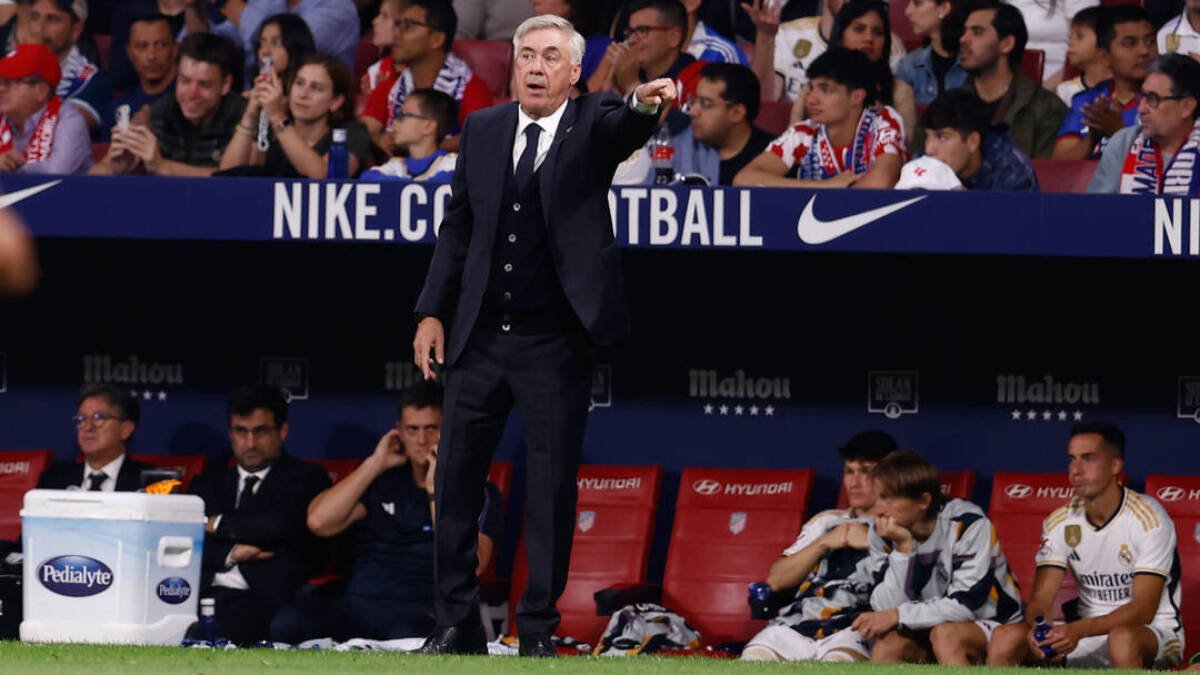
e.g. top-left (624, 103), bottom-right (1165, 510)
top-left (39, 384), bottom-right (152, 491)
top-left (411, 13), bottom-right (676, 658)
top-left (188, 385), bottom-right (331, 645)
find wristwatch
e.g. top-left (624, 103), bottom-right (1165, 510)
top-left (271, 117), bottom-right (293, 134)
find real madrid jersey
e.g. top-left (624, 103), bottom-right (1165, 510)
top-left (1159, 13), bottom-right (1200, 59)
top-left (773, 17), bottom-right (908, 101)
top-left (853, 498), bottom-right (1024, 630)
top-left (1036, 488), bottom-right (1182, 631)
top-left (772, 508), bottom-right (873, 637)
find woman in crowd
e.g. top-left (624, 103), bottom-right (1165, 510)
top-left (1008, 0), bottom-right (1098, 87)
top-left (220, 54), bottom-right (371, 178)
top-left (253, 14), bottom-right (317, 92)
top-left (895, 0), bottom-right (966, 104)
top-left (791, 0), bottom-right (917, 140)
top-left (361, 0), bottom-right (407, 94)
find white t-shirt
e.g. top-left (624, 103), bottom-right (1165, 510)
top-left (1158, 13), bottom-right (1200, 59)
top-left (773, 16), bottom-right (908, 101)
top-left (1036, 488), bottom-right (1182, 631)
top-left (1009, 0), bottom-right (1098, 82)
top-left (1056, 75), bottom-right (1086, 107)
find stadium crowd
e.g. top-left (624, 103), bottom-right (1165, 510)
top-left (2, 0), bottom-right (1200, 191)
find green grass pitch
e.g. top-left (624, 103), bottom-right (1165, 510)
top-left (0, 642), bottom-right (1115, 674)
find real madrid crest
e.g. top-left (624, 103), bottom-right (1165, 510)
top-left (794, 39), bottom-right (812, 59)
top-left (1064, 524), bottom-right (1082, 548)
top-left (1117, 543), bottom-right (1134, 566)
top-left (1167, 34), bottom-right (1182, 53)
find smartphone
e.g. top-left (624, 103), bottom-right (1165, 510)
top-left (115, 104), bottom-right (130, 131)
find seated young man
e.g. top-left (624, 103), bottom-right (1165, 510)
top-left (741, 430), bottom-right (897, 662)
top-left (271, 381), bottom-right (502, 643)
top-left (1054, 5), bottom-right (1156, 160)
top-left (1088, 54), bottom-right (1200, 194)
top-left (987, 422), bottom-right (1184, 669)
top-left (733, 47), bottom-right (906, 189)
top-left (845, 451), bottom-right (1023, 665)
top-left (898, 89), bottom-right (1037, 191)
top-left (359, 89), bottom-right (458, 183)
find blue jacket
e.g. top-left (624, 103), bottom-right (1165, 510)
top-left (964, 131), bottom-right (1039, 192)
top-left (896, 45), bottom-right (968, 105)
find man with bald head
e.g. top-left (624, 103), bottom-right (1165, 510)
top-left (412, 13), bottom-right (673, 658)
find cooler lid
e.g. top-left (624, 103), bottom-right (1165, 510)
top-left (21, 490), bottom-right (206, 523)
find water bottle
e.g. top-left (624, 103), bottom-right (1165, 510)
top-left (650, 125), bottom-right (675, 185)
top-left (748, 581), bottom-right (773, 619)
top-left (199, 597), bottom-right (220, 643)
top-left (1033, 615), bottom-right (1055, 658)
top-left (327, 128), bottom-right (349, 179)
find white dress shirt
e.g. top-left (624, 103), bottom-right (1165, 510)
top-left (513, 98), bottom-right (569, 174)
top-left (212, 465), bottom-right (272, 591)
top-left (79, 454), bottom-right (126, 492)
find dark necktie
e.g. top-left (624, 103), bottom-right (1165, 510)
top-left (514, 123), bottom-right (542, 194)
top-left (237, 475), bottom-right (260, 509)
top-left (87, 472), bottom-right (105, 491)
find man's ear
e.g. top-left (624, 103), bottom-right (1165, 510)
top-left (220, 73), bottom-right (233, 96)
top-left (850, 86), bottom-right (867, 108)
top-left (966, 129), bottom-right (982, 154)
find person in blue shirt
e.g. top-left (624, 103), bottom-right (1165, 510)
top-left (360, 88), bottom-right (458, 182)
top-left (913, 88), bottom-right (1038, 190)
top-left (895, 0), bottom-right (967, 105)
top-left (1053, 5), bottom-right (1156, 160)
top-left (101, 13), bottom-right (176, 141)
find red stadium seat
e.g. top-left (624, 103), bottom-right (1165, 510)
top-left (890, 0), bottom-right (921, 53)
top-left (91, 143), bottom-right (109, 163)
top-left (452, 39), bottom-right (513, 99)
top-left (661, 467), bottom-right (815, 645)
top-left (309, 458), bottom-right (361, 484)
top-left (1143, 475), bottom-right (1199, 646)
top-left (354, 32), bottom-right (382, 94)
top-left (1032, 159), bottom-right (1097, 193)
top-left (754, 100), bottom-right (792, 136)
top-left (507, 464), bottom-right (663, 644)
top-left (1021, 49), bottom-right (1046, 84)
top-left (94, 34), bottom-right (111, 71)
top-left (0, 449), bottom-right (53, 540)
top-left (988, 471), bottom-right (1134, 618)
top-left (835, 468), bottom-right (976, 508)
top-left (738, 41), bottom-right (754, 64)
top-left (130, 453), bottom-right (207, 491)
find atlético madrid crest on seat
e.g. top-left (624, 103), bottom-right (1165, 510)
top-left (729, 511), bottom-right (747, 535)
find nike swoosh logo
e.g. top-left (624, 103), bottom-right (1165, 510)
top-left (796, 194), bottom-right (925, 245)
top-left (0, 179), bottom-right (63, 209)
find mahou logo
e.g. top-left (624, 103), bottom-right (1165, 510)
top-left (83, 354), bottom-right (182, 402)
top-left (690, 369), bottom-right (788, 418)
top-left (39, 555), bottom-right (114, 597)
top-left (997, 374), bottom-right (1098, 423)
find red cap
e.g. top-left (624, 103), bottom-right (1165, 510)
top-left (0, 45), bottom-right (62, 89)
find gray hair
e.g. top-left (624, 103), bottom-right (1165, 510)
top-left (512, 14), bottom-right (586, 66)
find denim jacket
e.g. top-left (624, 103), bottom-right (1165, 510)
top-left (896, 45), bottom-right (968, 105)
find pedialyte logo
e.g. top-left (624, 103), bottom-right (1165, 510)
top-left (38, 555), bottom-right (114, 597)
top-left (868, 371), bottom-right (918, 419)
top-left (156, 577), bottom-right (192, 604)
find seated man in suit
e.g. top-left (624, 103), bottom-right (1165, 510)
top-left (39, 384), bottom-right (152, 491)
top-left (188, 385), bottom-right (331, 645)
top-left (272, 380), bottom-right (502, 643)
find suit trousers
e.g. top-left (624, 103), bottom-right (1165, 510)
top-left (434, 322), bottom-right (593, 637)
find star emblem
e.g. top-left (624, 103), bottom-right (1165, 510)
top-left (719, 405), bottom-right (729, 415)
top-left (1026, 410), bottom-right (1037, 420)
top-left (142, 391), bottom-right (152, 401)
top-left (1073, 410), bottom-right (1083, 421)
top-left (734, 405), bottom-right (744, 416)
top-left (765, 405), bottom-right (775, 416)
top-left (703, 403), bottom-right (714, 415)
top-left (158, 391), bottom-right (167, 401)
top-left (1042, 410), bottom-right (1052, 421)
top-left (1057, 410), bottom-right (1067, 421)
top-left (130, 390), bottom-right (139, 399)
top-left (749, 405), bottom-right (759, 416)
top-left (1011, 410), bottom-right (1021, 420)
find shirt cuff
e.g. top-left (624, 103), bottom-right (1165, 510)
top-left (628, 91), bottom-right (660, 116)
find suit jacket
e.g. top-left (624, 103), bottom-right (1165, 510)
top-left (188, 453), bottom-right (331, 604)
top-left (37, 455), bottom-right (153, 492)
top-left (415, 94), bottom-right (659, 365)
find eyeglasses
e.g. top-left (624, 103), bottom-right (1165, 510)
top-left (72, 412), bottom-right (123, 428)
top-left (687, 94), bottom-right (733, 111)
top-left (623, 25), bottom-right (672, 40)
top-left (1138, 90), bottom-right (1191, 109)
top-left (397, 17), bottom-right (436, 32)
top-left (231, 425), bottom-right (278, 441)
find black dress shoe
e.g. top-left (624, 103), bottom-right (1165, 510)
top-left (415, 625), bottom-right (487, 655)
top-left (518, 633), bottom-right (556, 658)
